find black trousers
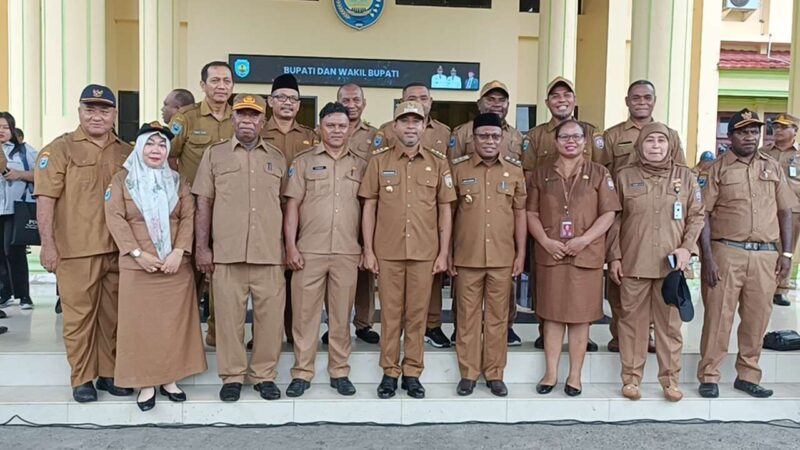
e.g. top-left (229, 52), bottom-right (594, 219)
top-left (0, 214), bottom-right (30, 300)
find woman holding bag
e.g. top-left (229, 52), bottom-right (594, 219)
top-left (0, 112), bottom-right (34, 310)
top-left (105, 122), bottom-right (207, 412)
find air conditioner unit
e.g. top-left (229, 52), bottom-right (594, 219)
top-left (724, 0), bottom-right (761, 11)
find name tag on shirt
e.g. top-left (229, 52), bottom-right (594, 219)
top-left (629, 182), bottom-right (645, 189)
top-left (673, 201), bottom-right (683, 220)
top-left (461, 178), bottom-right (476, 185)
top-left (312, 165), bottom-right (327, 171)
top-left (382, 170), bottom-right (397, 177)
top-left (790, 166), bottom-right (797, 178)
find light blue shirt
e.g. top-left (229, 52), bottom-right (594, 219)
top-left (1, 142), bottom-right (37, 215)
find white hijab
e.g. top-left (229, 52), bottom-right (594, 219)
top-left (123, 131), bottom-right (180, 260)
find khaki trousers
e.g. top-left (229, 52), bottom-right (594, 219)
top-left (57, 253), bottom-right (119, 387)
top-left (619, 277), bottom-right (683, 387)
top-left (455, 266), bottom-right (511, 381)
top-left (426, 273), bottom-right (444, 328)
top-left (607, 280), bottom-right (622, 342)
top-left (291, 253), bottom-right (359, 381)
top-left (213, 263), bottom-right (285, 384)
top-left (451, 279), bottom-right (517, 328)
top-left (698, 242), bottom-right (777, 384)
top-left (377, 259), bottom-right (433, 378)
top-left (353, 270), bottom-right (376, 329)
top-left (775, 212), bottom-right (800, 294)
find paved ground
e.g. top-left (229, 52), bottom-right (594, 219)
top-left (2, 422), bottom-right (799, 449)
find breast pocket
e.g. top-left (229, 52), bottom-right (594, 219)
top-left (457, 181), bottom-right (480, 207)
top-left (344, 170), bottom-right (363, 196)
top-left (623, 186), bottom-right (647, 208)
top-left (71, 158), bottom-right (98, 185)
top-left (496, 181), bottom-right (514, 209)
top-left (187, 134), bottom-right (211, 151)
top-left (758, 169), bottom-right (781, 197)
top-left (719, 170), bottom-right (748, 201)
top-left (213, 162), bottom-right (241, 191)
top-left (379, 176), bottom-right (400, 197)
top-left (304, 168), bottom-right (330, 196)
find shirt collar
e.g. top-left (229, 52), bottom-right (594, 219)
top-left (231, 136), bottom-right (269, 153)
top-left (267, 116), bottom-right (303, 134)
top-left (624, 117), bottom-right (654, 130)
top-left (392, 144), bottom-right (424, 161)
top-left (469, 151), bottom-right (502, 167)
top-left (552, 156), bottom-right (586, 179)
top-left (200, 98), bottom-right (232, 120)
top-left (72, 126), bottom-right (117, 148)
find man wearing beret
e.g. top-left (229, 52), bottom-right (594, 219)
top-left (360, 101), bottom-right (456, 399)
top-left (376, 83), bottom-right (452, 349)
top-left (761, 114), bottom-right (800, 306)
top-left (262, 73), bottom-right (317, 345)
top-left (448, 81), bottom-right (526, 347)
top-left (35, 84), bottom-right (134, 402)
top-left (698, 109), bottom-right (797, 399)
top-left (449, 113), bottom-right (526, 397)
top-left (193, 94), bottom-right (287, 402)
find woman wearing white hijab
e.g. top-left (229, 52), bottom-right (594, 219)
top-left (105, 122), bottom-right (207, 412)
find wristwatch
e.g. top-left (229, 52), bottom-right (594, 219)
top-left (131, 248), bottom-right (142, 259)
top-left (782, 252), bottom-right (793, 259)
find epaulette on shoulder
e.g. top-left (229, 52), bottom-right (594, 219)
top-left (504, 155), bottom-right (522, 167)
top-left (426, 147), bottom-right (447, 160)
top-left (294, 146), bottom-right (315, 159)
top-left (372, 146), bottom-right (391, 156)
top-left (451, 155), bottom-right (470, 165)
top-left (209, 138), bottom-right (230, 149)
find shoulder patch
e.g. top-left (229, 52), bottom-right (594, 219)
top-left (504, 155), bottom-right (522, 167)
top-left (449, 135), bottom-right (457, 148)
top-left (593, 132), bottom-right (605, 150)
top-left (170, 121), bottom-right (183, 136)
top-left (288, 165), bottom-right (296, 177)
top-left (372, 146), bottom-right (390, 156)
top-left (426, 148), bottom-right (447, 160)
top-left (522, 137), bottom-right (530, 152)
top-left (373, 134), bottom-right (383, 149)
top-left (38, 155), bottom-right (49, 170)
top-left (451, 155), bottom-right (470, 165)
top-left (104, 184), bottom-right (112, 201)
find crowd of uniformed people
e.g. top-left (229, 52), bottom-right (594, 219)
top-left (6, 58), bottom-right (799, 411)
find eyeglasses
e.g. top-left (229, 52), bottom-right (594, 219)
top-left (475, 133), bottom-right (503, 142)
top-left (557, 134), bottom-right (585, 143)
top-left (272, 94), bottom-right (300, 104)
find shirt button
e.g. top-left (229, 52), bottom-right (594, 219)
top-left (251, 170), bottom-right (254, 173)
top-left (251, 188), bottom-right (255, 191)
top-left (251, 225), bottom-right (255, 229)
top-left (486, 210), bottom-right (491, 213)
top-left (408, 175), bottom-right (411, 179)
top-left (335, 209), bottom-right (339, 213)
top-left (407, 204), bottom-right (411, 208)
top-left (251, 208), bottom-right (256, 211)
top-left (335, 193), bottom-right (340, 196)
top-left (486, 239), bottom-right (491, 242)
top-left (407, 219), bottom-right (411, 223)
top-left (655, 210), bottom-right (660, 214)
top-left (487, 196), bottom-right (491, 199)
top-left (407, 190), bottom-right (411, 193)
top-left (407, 234), bottom-right (411, 237)
top-left (486, 224), bottom-right (491, 227)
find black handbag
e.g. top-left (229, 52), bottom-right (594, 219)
top-left (10, 145), bottom-right (39, 246)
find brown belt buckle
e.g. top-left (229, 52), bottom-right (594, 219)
top-left (744, 242), bottom-right (755, 250)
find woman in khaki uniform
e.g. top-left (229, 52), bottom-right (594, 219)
top-left (105, 123), bottom-right (207, 411)
top-left (527, 119), bottom-right (620, 397)
top-left (608, 122), bottom-right (705, 402)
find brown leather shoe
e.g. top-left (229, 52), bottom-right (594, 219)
top-left (622, 384), bottom-right (641, 400)
top-left (205, 333), bottom-right (216, 347)
top-left (663, 385), bottom-right (683, 402)
top-left (607, 339), bottom-right (619, 352)
top-left (647, 334), bottom-right (656, 354)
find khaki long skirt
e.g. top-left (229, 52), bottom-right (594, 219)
top-left (535, 264), bottom-right (603, 324)
top-left (115, 262), bottom-right (208, 387)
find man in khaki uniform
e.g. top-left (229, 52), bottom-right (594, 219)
top-left (761, 113), bottom-right (800, 306)
top-left (192, 94), bottom-right (287, 402)
top-left (449, 82), bottom-right (526, 346)
top-left (376, 82), bottom-right (452, 348)
top-left (449, 113), bottom-right (527, 397)
top-left (603, 80), bottom-right (687, 353)
top-left (168, 61), bottom-right (235, 347)
top-left (161, 88), bottom-right (195, 124)
top-left (35, 84), bottom-right (134, 402)
top-left (522, 76), bottom-right (603, 351)
top-left (360, 101), bottom-right (456, 399)
top-left (261, 73), bottom-right (316, 345)
top-left (698, 109), bottom-right (796, 399)
top-left (283, 103), bottom-right (367, 398)
top-left (336, 83), bottom-right (380, 344)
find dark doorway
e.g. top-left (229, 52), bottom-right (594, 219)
top-left (117, 91), bottom-right (139, 144)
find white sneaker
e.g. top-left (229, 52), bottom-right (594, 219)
top-left (0, 297), bottom-right (15, 308)
top-left (19, 298), bottom-right (33, 310)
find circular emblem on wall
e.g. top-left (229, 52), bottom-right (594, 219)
top-left (333, 0), bottom-right (384, 30)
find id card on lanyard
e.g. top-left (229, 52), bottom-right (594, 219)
top-left (558, 167), bottom-right (586, 239)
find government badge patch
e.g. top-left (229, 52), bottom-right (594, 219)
top-left (333, 0), bottom-right (385, 30)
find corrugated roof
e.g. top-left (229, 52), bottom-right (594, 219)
top-left (719, 49), bottom-right (791, 70)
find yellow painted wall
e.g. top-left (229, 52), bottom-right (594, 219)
top-left (183, 0), bottom-right (539, 126)
top-left (720, 0), bottom-right (793, 44)
top-left (718, 73), bottom-right (789, 96)
top-left (0, 0), bottom-right (8, 110)
top-left (105, 0), bottom-right (138, 93)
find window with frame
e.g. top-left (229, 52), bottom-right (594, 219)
top-left (396, 0), bottom-right (491, 8)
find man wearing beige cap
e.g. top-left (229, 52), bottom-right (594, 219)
top-left (762, 113), bottom-right (800, 306)
top-left (359, 101), bottom-right (456, 399)
top-left (448, 80), bottom-right (526, 347)
top-left (192, 94), bottom-right (287, 402)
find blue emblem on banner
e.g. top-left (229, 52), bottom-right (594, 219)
top-left (234, 58), bottom-right (250, 78)
top-left (333, 0), bottom-right (385, 30)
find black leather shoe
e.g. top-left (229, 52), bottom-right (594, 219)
top-left (330, 377), bottom-right (356, 396)
top-left (450, 329), bottom-right (457, 343)
top-left (355, 327), bottom-right (380, 344)
top-left (507, 328), bottom-right (522, 346)
top-left (54, 298), bottom-right (62, 314)
top-left (377, 375), bottom-right (398, 399)
top-left (159, 386), bottom-right (187, 402)
top-left (401, 376), bottom-right (426, 399)
top-left (256, 381), bottom-right (282, 400)
top-left (734, 378), bottom-right (773, 398)
top-left (698, 383), bottom-right (719, 398)
top-left (137, 390), bottom-right (156, 412)
top-left (96, 377), bottom-right (134, 396)
top-left (456, 378), bottom-right (476, 396)
top-left (586, 339), bottom-right (598, 352)
top-left (0, 326), bottom-right (6, 335)
top-left (564, 384), bottom-right (582, 397)
top-left (321, 331), bottom-right (329, 345)
top-left (219, 383), bottom-right (242, 402)
top-left (286, 378), bottom-right (310, 397)
top-left (773, 294), bottom-right (791, 306)
top-left (486, 380), bottom-right (508, 397)
top-left (536, 383), bottom-right (554, 395)
top-left (534, 336), bottom-right (544, 349)
top-left (72, 382), bottom-right (98, 403)
top-left (0, 309), bottom-right (6, 319)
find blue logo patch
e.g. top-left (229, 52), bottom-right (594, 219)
top-left (522, 138), bottom-right (530, 151)
top-left (104, 187), bottom-right (112, 201)
top-left (38, 156), bottom-right (49, 169)
top-left (373, 134), bottom-right (383, 148)
top-left (288, 166), bottom-right (295, 177)
top-left (234, 58), bottom-right (250, 78)
top-left (170, 122), bottom-right (182, 136)
top-left (333, 0), bottom-right (385, 31)
top-left (449, 136), bottom-right (456, 148)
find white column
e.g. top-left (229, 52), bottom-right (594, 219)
top-left (687, 0), bottom-right (720, 163)
top-left (536, 0), bottom-right (579, 124)
top-left (7, 0), bottom-right (42, 148)
top-left (139, 0), bottom-right (178, 123)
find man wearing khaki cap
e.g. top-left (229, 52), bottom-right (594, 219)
top-left (698, 109), bottom-right (796, 399)
top-left (359, 101), bottom-right (456, 399)
top-left (192, 93), bottom-right (287, 402)
top-left (761, 113), bottom-right (800, 306)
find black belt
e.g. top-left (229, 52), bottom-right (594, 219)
top-left (714, 239), bottom-right (777, 251)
